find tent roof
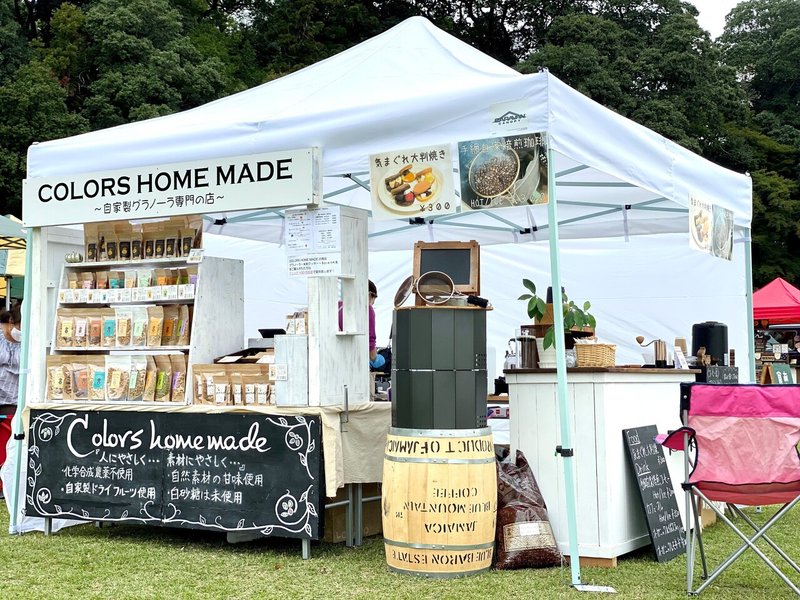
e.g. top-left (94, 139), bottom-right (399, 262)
top-left (0, 215), bottom-right (26, 250)
top-left (753, 277), bottom-right (800, 324)
top-left (25, 17), bottom-right (751, 250)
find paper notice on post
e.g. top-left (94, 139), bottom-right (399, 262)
top-left (286, 206), bottom-right (342, 277)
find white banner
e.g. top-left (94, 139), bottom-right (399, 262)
top-left (23, 148), bottom-right (320, 227)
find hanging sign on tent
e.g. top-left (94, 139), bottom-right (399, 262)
top-left (369, 144), bottom-right (456, 221)
top-left (285, 206), bottom-right (342, 278)
top-left (458, 133), bottom-right (548, 211)
top-left (688, 194), bottom-right (733, 261)
top-left (22, 148), bottom-right (320, 228)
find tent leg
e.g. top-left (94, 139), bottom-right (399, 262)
top-left (545, 135), bottom-right (582, 587)
top-left (302, 538), bottom-right (311, 560)
top-left (44, 517), bottom-right (52, 536)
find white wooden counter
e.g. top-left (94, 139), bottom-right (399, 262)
top-left (505, 367), bottom-right (697, 563)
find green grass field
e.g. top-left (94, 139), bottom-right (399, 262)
top-left (0, 504), bottom-right (798, 599)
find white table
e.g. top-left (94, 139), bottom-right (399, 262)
top-left (506, 367), bottom-right (697, 564)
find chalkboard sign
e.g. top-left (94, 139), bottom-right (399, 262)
top-left (419, 249), bottom-right (472, 284)
top-left (700, 365), bottom-right (739, 384)
top-left (26, 410), bottom-right (323, 540)
top-left (622, 425), bottom-right (686, 563)
top-left (761, 362), bottom-right (794, 385)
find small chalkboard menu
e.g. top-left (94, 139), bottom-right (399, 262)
top-left (622, 424), bottom-right (686, 563)
top-left (697, 365), bottom-right (739, 384)
top-left (26, 410), bottom-right (323, 539)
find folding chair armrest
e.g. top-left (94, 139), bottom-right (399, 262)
top-left (656, 427), bottom-right (693, 452)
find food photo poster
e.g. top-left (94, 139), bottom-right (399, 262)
top-left (369, 145), bottom-right (456, 221)
top-left (458, 132), bottom-right (548, 211)
top-left (689, 194), bottom-right (733, 261)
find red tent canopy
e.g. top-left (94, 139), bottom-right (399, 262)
top-left (753, 277), bottom-right (800, 324)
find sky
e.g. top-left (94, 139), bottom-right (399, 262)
top-left (687, 0), bottom-right (742, 38)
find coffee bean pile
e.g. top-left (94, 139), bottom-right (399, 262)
top-left (473, 154), bottom-right (517, 197)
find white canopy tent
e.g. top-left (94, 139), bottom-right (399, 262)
top-left (20, 17), bottom-right (753, 586)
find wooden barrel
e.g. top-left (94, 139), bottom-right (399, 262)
top-left (382, 427), bottom-right (497, 577)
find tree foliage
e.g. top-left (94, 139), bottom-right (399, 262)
top-left (0, 0), bottom-right (798, 288)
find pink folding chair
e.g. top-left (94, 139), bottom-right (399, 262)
top-left (659, 383), bottom-right (800, 595)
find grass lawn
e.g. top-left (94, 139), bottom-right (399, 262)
top-left (0, 503), bottom-right (798, 599)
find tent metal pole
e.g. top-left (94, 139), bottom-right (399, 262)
top-left (9, 225), bottom-right (35, 534)
top-left (744, 230), bottom-right (756, 383)
top-left (546, 142), bottom-right (582, 586)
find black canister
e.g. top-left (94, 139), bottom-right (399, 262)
top-left (691, 321), bottom-right (728, 365)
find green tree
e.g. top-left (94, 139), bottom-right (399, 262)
top-left (718, 0), bottom-right (800, 287)
top-left (80, 0), bottom-right (228, 128)
top-left (720, 0), bottom-right (800, 133)
top-left (519, 1), bottom-right (747, 154)
top-left (0, 61), bottom-right (88, 216)
top-left (0, 0), bottom-right (30, 77)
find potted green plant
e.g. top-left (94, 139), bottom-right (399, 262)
top-left (518, 279), bottom-right (596, 350)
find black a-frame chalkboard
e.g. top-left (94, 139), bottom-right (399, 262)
top-left (622, 424), bottom-right (686, 563)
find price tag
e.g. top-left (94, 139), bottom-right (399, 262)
top-left (270, 364), bottom-right (288, 381)
top-left (187, 249), bottom-right (204, 263)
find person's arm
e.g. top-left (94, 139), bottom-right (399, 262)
top-left (368, 305), bottom-right (377, 361)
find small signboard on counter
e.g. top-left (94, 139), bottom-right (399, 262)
top-left (622, 424), bottom-right (686, 563)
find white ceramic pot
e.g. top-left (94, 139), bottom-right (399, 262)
top-left (536, 338), bottom-right (558, 368)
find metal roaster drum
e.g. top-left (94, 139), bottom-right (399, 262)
top-left (691, 321), bottom-right (728, 365)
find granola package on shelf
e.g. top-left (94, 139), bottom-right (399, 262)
top-left (70, 359), bottom-right (89, 401)
top-left (115, 308), bottom-right (133, 347)
top-left (170, 354), bottom-right (186, 403)
top-left (154, 354), bottom-right (173, 402)
top-left (177, 305), bottom-right (191, 346)
top-left (161, 305), bottom-right (179, 346)
top-left (87, 357), bottom-right (106, 401)
top-left (146, 306), bottom-right (164, 347)
top-left (73, 314), bottom-right (88, 348)
top-left (131, 306), bottom-right (149, 347)
top-left (101, 308), bottom-right (117, 348)
top-left (143, 356), bottom-right (157, 402)
top-left (105, 355), bottom-right (131, 402)
top-left (128, 355), bottom-right (148, 402)
top-left (46, 356), bottom-right (66, 401)
top-left (87, 310), bottom-right (103, 347)
top-left (84, 223), bottom-right (98, 262)
top-left (55, 309), bottom-right (75, 348)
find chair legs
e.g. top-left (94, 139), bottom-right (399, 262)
top-left (685, 489), bottom-right (800, 596)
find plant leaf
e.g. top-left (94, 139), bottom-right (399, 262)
top-left (588, 315), bottom-right (597, 328)
top-left (544, 328), bottom-right (555, 349)
top-left (583, 300), bottom-right (591, 311)
top-left (518, 294), bottom-right (532, 301)
top-left (522, 278), bottom-right (536, 294)
top-left (535, 297), bottom-right (546, 317)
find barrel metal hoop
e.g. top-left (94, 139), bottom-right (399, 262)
top-left (389, 427), bottom-right (491, 438)
top-left (384, 537), bottom-right (495, 551)
top-left (386, 565), bottom-right (491, 578)
top-left (384, 456), bottom-right (495, 464)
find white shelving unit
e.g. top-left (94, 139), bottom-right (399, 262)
top-left (45, 255), bottom-right (244, 405)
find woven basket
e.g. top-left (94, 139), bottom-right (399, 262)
top-left (575, 343), bottom-right (616, 367)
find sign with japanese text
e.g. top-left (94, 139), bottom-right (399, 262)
top-left (286, 206), bottom-right (342, 278)
top-left (622, 425), bottom-right (686, 563)
top-left (688, 194), bottom-right (733, 261)
top-left (22, 148), bottom-right (320, 227)
top-left (26, 410), bottom-right (323, 539)
top-left (369, 144), bottom-right (456, 221)
top-left (458, 133), bottom-right (548, 211)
